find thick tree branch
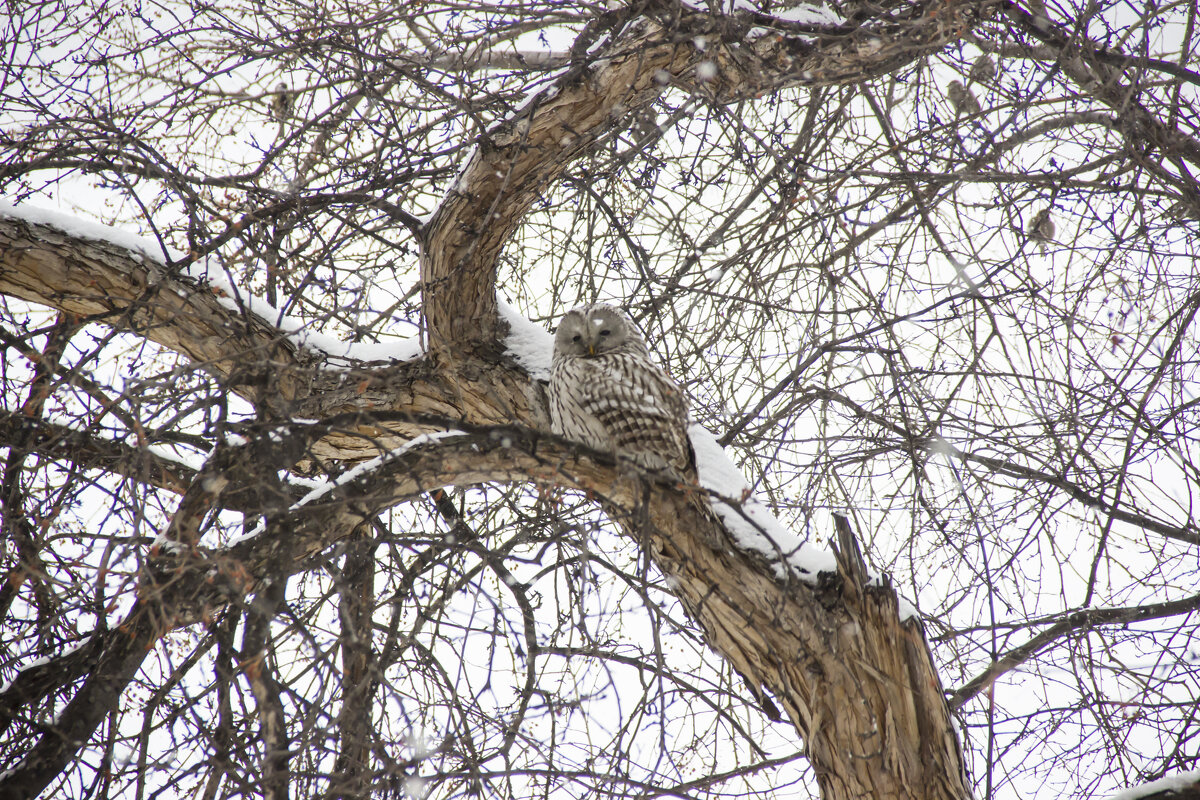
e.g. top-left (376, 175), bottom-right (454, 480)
top-left (420, 0), bottom-right (985, 348)
top-left (239, 578), bottom-right (290, 800)
top-left (0, 408), bottom-right (196, 497)
top-left (0, 214), bottom-right (546, 462)
top-left (0, 214), bottom-right (313, 409)
top-left (331, 530), bottom-right (376, 800)
top-left (0, 611), bottom-right (158, 800)
top-left (1, 427), bottom-right (968, 800)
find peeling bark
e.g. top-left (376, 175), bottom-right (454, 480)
top-left (0, 3), bottom-right (990, 798)
top-left (0, 215), bottom-right (312, 409)
top-left (0, 416), bottom-right (970, 800)
top-left (1, 181), bottom-right (970, 800)
top-left (420, 0), bottom-right (985, 349)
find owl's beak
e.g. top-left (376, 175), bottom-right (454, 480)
top-left (587, 343), bottom-right (596, 356)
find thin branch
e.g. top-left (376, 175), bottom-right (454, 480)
top-left (949, 593), bottom-right (1200, 710)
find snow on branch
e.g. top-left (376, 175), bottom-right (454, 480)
top-left (0, 201), bottom-right (423, 368)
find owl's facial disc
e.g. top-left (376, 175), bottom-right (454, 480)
top-left (554, 305), bottom-right (627, 359)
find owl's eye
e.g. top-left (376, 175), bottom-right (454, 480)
top-left (599, 329), bottom-right (611, 337)
top-left (571, 334), bottom-right (582, 342)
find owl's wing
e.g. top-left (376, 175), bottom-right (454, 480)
top-left (577, 359), bottom-right (693, 474)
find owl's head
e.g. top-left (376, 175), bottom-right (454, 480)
top-left (553, 304), bottom-right (647, 359)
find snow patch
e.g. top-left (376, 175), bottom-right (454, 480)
top-left (145, 442), bottom-right (207, 472)
top-left (226, 430), bottom-right (466, 547)
top-left (690, 424), bottom-right (837, 581)
top-left (771, 3), bottom-right (843, 25)
top-left (315, 334), bottom-right (424, 364)
top-left (1, 200), bottom-right (423, 365)
top-left (680, 0), bottom-right (843, 25)
top-left (184, 257), bottom-right (423, 364)
top-left (1, 198), bottom-right (175, 264)
top-left (499, 300), bottom-right (554, 381)
top-left (1107, 771), bottom-right (1200, 800)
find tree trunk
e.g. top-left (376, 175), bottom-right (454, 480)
top-left (0, 2), bottom-right (985, 797)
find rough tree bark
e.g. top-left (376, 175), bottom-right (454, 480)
top-left (0, 2), bottom-right (989, 799)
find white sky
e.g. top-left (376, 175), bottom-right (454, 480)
top-left (2, 0), bottom-right (1198, 797)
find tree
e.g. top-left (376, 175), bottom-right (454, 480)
top-left (1, 0), bottom-right (1199, 798)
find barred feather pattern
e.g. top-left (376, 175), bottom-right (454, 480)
top-left (549, 305), bottom-right (693, 475)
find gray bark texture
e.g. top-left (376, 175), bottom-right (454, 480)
top-left (0, 3), bottom-right (985, 798)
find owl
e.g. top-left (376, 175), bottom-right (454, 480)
top-left (549, 304), bottom-right (693, 476)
